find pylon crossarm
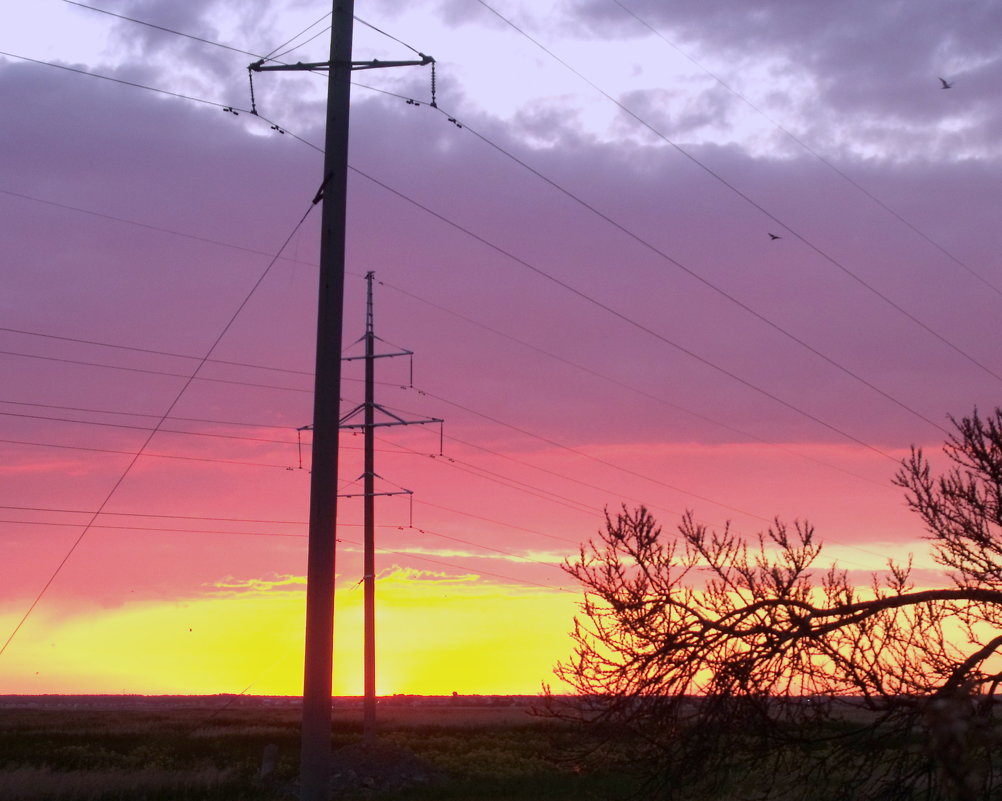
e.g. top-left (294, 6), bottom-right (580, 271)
top-left (337, 405), bottom-right (439, 429)
top-left (349, 56), bottom-right (434, 70)
top-left (250, 56), bottom-right (433, 73)
top-left (372, 404), bottom-right (413, 425)
top-left (342, 348), bottom-right (413, 363)
top-left (340, 419), bottom-right (435, 431)
top-left (378, 405), bottom-right (443, 426)
top-left (338, 489), bottom-right (413, 499)
top-left (338, 404), bottom-right (366, 426)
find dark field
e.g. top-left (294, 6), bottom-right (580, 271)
top-left (0, 696), bottom-right (636, 801)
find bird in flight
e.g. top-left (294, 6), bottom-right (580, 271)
top-left (939, 77), bottom-right (953, 89)
top-left (768, 232), bottom-right (782, 240)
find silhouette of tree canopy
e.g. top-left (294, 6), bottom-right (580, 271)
top-left (553, 408), bottom-right (1002, 801)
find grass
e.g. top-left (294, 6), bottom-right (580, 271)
top-left (0, 699), bottom-right (637, 801)
top-left (1, 765), bottom-right (240, 801)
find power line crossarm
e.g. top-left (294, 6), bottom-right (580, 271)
top-left (249, 56), bottom-right (433, 72)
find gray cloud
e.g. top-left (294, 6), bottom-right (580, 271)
top-left (7, 45), bottom-right (1001, 450)
top-left (573, 0), bottom-right (1002, 158)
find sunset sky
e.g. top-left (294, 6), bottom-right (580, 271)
top-left (1, 0), bottom-right (1000, 697)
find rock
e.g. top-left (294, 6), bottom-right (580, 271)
top-left (327, 739), bottom-right (444, 795)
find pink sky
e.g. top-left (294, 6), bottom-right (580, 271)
top-left (1, 0), bottom-right (1001, 695)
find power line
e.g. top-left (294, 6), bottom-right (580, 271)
top-left (2, 312), bottom-right (835, 531)
top-left (60, 0), bottom-right (334, 80)
top-left (2, 301), bottom-right (890, 542)
top-left (0, 437), bottom-right (296, 470)
top-left (415, 449), bottom-right (599, 517)
top-left (0, 409), bottom-right (298, 446)
top-left (0, 348), bottom-right (312, 394)
top-left (0, 408), bottom-right (417, 459)
top-left (0, 502), bottom-right (572, 568)
top-left (436, 432), bottom-right (741, 527)
top-left (0, 517), bottom-right (308, 539)
top-left (6, 522), bottom-right (572, 595)
top-left (4, 49), bottom-right (917, 464)
top-left (0, 196), bottom-right (320, 657)
top-left (61, 0), bottom-right (265, 59)
top-left (0, 398), bottom-right (286, 430)
top-left (3, 29), bottom-right (913, 577)
top-left (0, 67), bottom-right (953, 482)
top-left (2, 397), bottom-right (719, 550)
top-left (610, 0), bottom-right (1002, 301)
top-left (0, 187), bottom-right (317, 269)
top-left (8, 29), bottom-right (918, 463)
top-left (7, 20), bottom-right (981, 451)
top-left (0, 50), bottom-right (238, 111)
top-left (414, 499), bottom-right (584, 547)
top-left (0, 504), bottom-right (306, 526)
top-left (390, 399), bottom-right (951, 576)
top-left (270, 27), bottom-right (333, 63)
top-left (0, 397), bottom-right (301, 433)
top-left (3, 209), bottom-right (897, 517)
top-left (376, 423), bottom-right (717, 530)
top-left (402, 108), bottom-right (950, 438)
top-left (62, 0), bottom-right (428, 86)
top-left (353, 16), bottom-right (427, 57)
top-left (262, 12), bottom-right (332, 62)
top-left (0, 332), bottom-right (902, 583)
top-left (472, 0), bottom-right (1002, 387)
top-left (58, 1), bottom-right (431, 129)
top-left (3, 172), bottom-right (893, 493)
top-left (400, 525), bottom-right (571, 582)
top-left (1, 187), bottom-right (901, 537)
top-left (0, 50), bottom-right (323, 153)
top-left (5, 15), bottom-right (869, 701)
top-left (411, 386), bottom-right (776, 523)
top-left (347, 78), bottom-right (953, 446)
top-left (0, 359), bottom-right (756, 530)
top-left (9, 423), bottom-right (889, 567)
top-left (0, 321), bottom-right (398, 390)
top-left (0, 325), bottom-right (314, 378)
top-left (350, 163), bottom-right (898, 463)
top-left (375, 277), bottom-right (892, 490)
top-left (7, 427), bottom-right (890, 576)
top-left (318, 424), bottom-right (758, 549)
top-left (371, 400), bottom-right (716, 527)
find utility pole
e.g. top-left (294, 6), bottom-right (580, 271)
top-left (338, 272), bottom-right (442, 741)
top-left (295, 6), bottom-right (351, 799)
top-left (362, 272), bottom-right (377, 741)
top-left (249, 6), bottom-right (433, 800)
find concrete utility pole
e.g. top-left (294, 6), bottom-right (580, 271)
top-left (249, 7), bottom-right (433, 799)
top-left (298, 5), bottom-right (352, 799)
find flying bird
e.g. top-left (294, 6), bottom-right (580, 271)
top-left (768, 233), bottom-right (782, 240)
top-left (939, 77), bottom-right (953, 89)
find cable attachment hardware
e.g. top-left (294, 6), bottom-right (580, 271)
top-left (270, 124), bottom-right (286, 135)
top-left (312, 172), bottom-right (333, 205)
top-left (247, 66), bottom-right (259, 116)
top-left (429, 57), bottom-right (438, 108)
top-left (447, 117), bottom-right (463, 129)
top-left (222, 106), bottom-right (239, 115)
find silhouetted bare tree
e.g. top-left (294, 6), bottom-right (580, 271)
top-left (553, 408), bottom-right (1002, 801)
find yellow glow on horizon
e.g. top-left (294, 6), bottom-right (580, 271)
top-left (0, 569), bottom-right (578, 697)
top-left (356, 569), bottom-right (578, 695)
